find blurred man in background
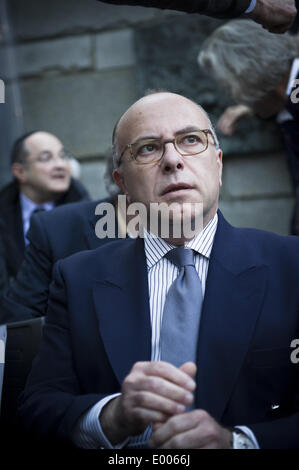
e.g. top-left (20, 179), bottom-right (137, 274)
top-left (0, 226), bottom-right (8, 297)
top-left (0, 131), bottom-right (89, 283)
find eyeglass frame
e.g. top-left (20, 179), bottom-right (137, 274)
top-left (117, 128), bottom-right (218, 166)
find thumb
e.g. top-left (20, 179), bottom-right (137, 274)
top-left (180, 361), bottom-right (197, 378)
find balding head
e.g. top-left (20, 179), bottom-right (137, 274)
top-left (112, 92), bottom-right (219, 168)
top-left (112, 91), bottom-right (223, 231)
top-left (11, 130), bottom-right (72, 204)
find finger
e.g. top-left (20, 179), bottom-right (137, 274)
top-left (221, 123), bottom-right (233, 136)
top-left (216, 123), bottom-right (228, 134)
top-left (179, 362), bottom-right (197, 378)
top-left (153, 426), bottom-right (213, 449)
top-left (141, 361), bottom-right (196, 391)
top-left (130, 407), bottom-right (171, 427)
top-left (129, 390), bottom-right (187, 416)
top-left (149, 409), bottom-right (205, 448)
top-left (128, 374), bottom-right (194, 407)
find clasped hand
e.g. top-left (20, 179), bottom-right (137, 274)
top-left (101, 360), bottom-right (232, 449)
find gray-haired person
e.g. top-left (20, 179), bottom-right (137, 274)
top-left (198, 19), bottom-right (299, 235)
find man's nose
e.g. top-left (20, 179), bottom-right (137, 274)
top-left (160, 141), bottom-right (184, 173)
top-left (52, 155), bottom-right (69, 168)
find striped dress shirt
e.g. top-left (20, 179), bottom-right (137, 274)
top-left (72, 214), bottom-right (218, 449)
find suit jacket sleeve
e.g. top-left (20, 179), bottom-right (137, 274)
top-left (0, 214), bottom-right (57, 324)
top-left (99, 0), bottom-right (251, 18)
top-left (18, 261), bottom-right (105, 444)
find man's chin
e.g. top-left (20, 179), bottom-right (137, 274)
top-left (49, 183), bottom-right (70, 194)
top-left (40, 185), bottom-right (69, 202)
top-left (149, 202), bottom-right (204, 240)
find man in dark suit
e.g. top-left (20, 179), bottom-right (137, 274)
top-left (19, 92), bottom-right (299, 449)
top-left (0, 131), bottom-right (89, 283)
top-left (101, 0), bottom-right (297, 33)
top-left (0, 197), bottom-right (119, 324)
top-left (0, 225), bottom-right (8, 297)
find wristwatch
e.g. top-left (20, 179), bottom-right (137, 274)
top-left (232, 429), bottom-right (256, 449)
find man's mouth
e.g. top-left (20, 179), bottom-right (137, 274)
top-left (51, 174), bottom-right (66, 179)
top-left (161, 183), bottom-right (194, 196)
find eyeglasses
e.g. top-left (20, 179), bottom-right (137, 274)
top-left (118, 129), bottom-right (217, 166)
top-left (34, 150), bottom-right (71, 164)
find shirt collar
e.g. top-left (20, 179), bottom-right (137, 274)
top-left (286, 58), bottom-right (299, 96)
top-left (20, 192), bottom-right (55, 219)
top-left (276, 58), bottom-right (299, 124)
top-left (144, 212), bottom-right (218, 270)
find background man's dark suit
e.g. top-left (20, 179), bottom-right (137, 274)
top-left (18, 211), bottom-right (299, 449)
top-left (0, 179), bottom-right (90, 284)
top-left (0, 197), bottom-right (116, 324)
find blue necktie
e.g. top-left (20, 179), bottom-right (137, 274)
top-left (30, 206), bottom-right (46, 224)
top-left (160, 247), bottom-right (203, 367)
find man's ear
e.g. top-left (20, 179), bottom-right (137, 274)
top-left (113, 168), bottom-right (128, 196)
top-left (11, 162), bottom-right (27, 184)
top-left (217, 148), bottom-right (223, 187)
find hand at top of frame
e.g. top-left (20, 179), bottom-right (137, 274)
top-left (245, 0), bottom-right (297, 33)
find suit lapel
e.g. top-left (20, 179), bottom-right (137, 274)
top-left (5, 196), bottom-right (25, 271)
top-left (15, 200), bottom-right (25, 253)
top-left (84, 197), bottom-right (120, 250)
top-left (92, 238), bottom-right (151, 385)
top-left (195, 213), bottom-right (268, 420)
top-left (84, 214), bottom-right (104, 249)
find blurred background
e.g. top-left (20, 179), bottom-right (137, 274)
top-left (0, 0), bottom-right (296, 235)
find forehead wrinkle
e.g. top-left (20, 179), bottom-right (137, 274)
top-left (130, 126), bottom-right (210, 145)
top-left (115, 93), bottom-right (211, 152)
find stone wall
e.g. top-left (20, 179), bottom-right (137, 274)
top-left (1, 0), bottom-right (294, 234)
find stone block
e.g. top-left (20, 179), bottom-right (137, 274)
top-left (222, 153), bottom-right (293, 199)
top-left (219, 198), bottom-right (294, 236)
top-left (9, 0), bottom-right (158, 40)
top-left (21, 68), bottom-right (137, 158)
top-left (95, 29), bottom-right (135, 70)
top-left (15, 35), bottom-right (92, 77)
top-left (79, 159), bottom-right (109, 200)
